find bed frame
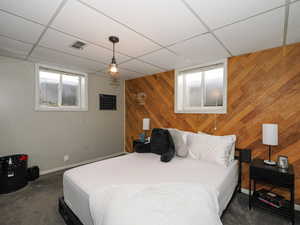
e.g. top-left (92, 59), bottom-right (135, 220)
top-left (58, 148), bottom-right (252, 225)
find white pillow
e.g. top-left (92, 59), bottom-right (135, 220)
top-left (166, 129), bottom-right (196, 157)
top-left (187, 133), bottom-right (234, 167)
top-left (167, 128), bottom-right (189, 157)
top-left (198, 132), bottom-right (236, 163)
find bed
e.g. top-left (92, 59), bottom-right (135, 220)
top-left (59, 150), bottom-right (251, 225)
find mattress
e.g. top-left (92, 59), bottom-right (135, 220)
top-left (63, 153), bottom-right (238, 225)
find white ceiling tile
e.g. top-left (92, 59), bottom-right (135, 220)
top-left (215, 8), bottom-right (284, 56)
top-left (0, 11), bottom-right (44, 44)
top-left (118, 69), bottom-right (144, 80)
top-left (100, 68), bottom-right (143, 80)
top-left (51, 0), bottom-right (160, 57)
top-left (0, 0), bottom-right (63, 25)
top-left (0, 35), bottom-right (32, 56)
top-left (0, 48), bottom-right (27, 60)
top-left (140, 49), bottom-right (192, 70)
top-left (30, 46), bottom-right (105, 73)
top-left (39, 29), bottom-right (130, 64)
top-left (287, 1), bottom-right (300, 44)
top-left (80, 0), bottom-right (207, 46)
top-left (120, 59), bottom-right (164, 75)
top-left (169, 33), bottom-right (230, 65)
top-left (185, 0), bottom-right (285, 29)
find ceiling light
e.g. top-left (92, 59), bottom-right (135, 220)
top-left (108, 36), bottom-right (119, 77)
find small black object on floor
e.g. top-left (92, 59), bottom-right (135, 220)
top-left (0, 154), bottom-right (28, 194)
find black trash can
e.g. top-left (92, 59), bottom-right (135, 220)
top-left (0, 154), bottom-right (28, 194)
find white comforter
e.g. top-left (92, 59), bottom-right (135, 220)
top-left (89, 183), bottom-right (222, 225)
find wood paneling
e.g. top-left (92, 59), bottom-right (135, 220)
top-left (125, 43), bottom-right (300, 202)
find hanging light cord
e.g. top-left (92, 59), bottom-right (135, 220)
top-left (214, 114), bottom-right (217, 130)
top-left (112, 42), bottom-right (115, 61)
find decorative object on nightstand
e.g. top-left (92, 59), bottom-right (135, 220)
top-left (249, 158), bottom-right (295, 224)
top-left (277, 155), bottom-right (289, 170)
top-left (262, 123), bottom-right (278, 165)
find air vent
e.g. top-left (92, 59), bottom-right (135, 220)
top-left (99, 94), bottom-right (117, 110)
top-left (71, 41), bottom-right (86, 50)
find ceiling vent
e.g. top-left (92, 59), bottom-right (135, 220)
top-left (71, 41), bottom-right (86, 50)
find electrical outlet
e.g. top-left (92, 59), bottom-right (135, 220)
top-left (64, 155), bottom-right (69, 162)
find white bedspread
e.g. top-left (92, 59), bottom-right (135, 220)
top-left (89, 183), bottom-right (222, 225)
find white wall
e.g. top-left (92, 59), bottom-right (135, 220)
top-left (0, 56), bottom-right (124, 172)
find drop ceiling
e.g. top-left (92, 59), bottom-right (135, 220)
top-left (0, 0), bottom-right (299, 79)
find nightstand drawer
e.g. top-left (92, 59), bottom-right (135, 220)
top-left (250, 168), bottom-right (294, 188)
top-left (250, 166), bottom-right (294, 188)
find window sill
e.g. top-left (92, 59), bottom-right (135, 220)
top-left (175, 109), bottom-right (227, 114)
top-left (35, 107), bottom-right (88, 112)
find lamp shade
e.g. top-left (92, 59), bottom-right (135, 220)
top-left (262, 124), bottom-right (278, 146)
top-left (142, 118), bottom-right (150, 130)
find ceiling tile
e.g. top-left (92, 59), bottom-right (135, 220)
top-left (100, 68), bottom-right (143, 80)
top-left (168, 33), bottom-right (230, 65)
top-left (0, 11), bottom-right (44, 43)
top-left (120, 59), bottom-right (164, 75)
top-left (0, 0), bottom-right (63, 25)
top-left (287, 1), bottom-right (300, 45)
top-left (118, 68), bottom-right (145, 80)
top-left (0, 35), bottom-right (32, 56)
top-left (140, 49), bottom-right (192, 70)
top-left (0, 49), bottom-right (27, 60)
top-left (80, 0), bottom-right (207, 46)
top-left (215, 8), bottom-right (284, 56)
top-left (51, 0), bottom-right (160, 57)
top-left (30, 46), bottom-right (105, 73)
top-left (185, 0), bottom-right (285, 29)
top-left (39, 29), bottom-right (130, 64)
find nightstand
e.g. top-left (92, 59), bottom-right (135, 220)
top-left (133, 140), bottom-right (150, 153)
top-left (249, 158), bottom-right (295, 224)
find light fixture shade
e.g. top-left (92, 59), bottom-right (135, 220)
top-left (262, 124), bottom-right (278, 146)
top-left (108, 63), bottom-right (118, 76)
top-left (143, 118), bottom-right (150, 130)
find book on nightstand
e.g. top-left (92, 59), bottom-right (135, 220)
top-left (256, 189), bottom-right (288, 209)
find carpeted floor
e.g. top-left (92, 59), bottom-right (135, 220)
top-left (0, 170), bottom-right (299, 225)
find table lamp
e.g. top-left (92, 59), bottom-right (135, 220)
top-left (262, 123), bottom-right (278, 165)
top-left (141, 118), bottom-right (150, 141)
top-left (143, 118), bottom-right (150, 132)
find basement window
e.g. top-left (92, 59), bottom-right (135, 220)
top-left (175, 59), bottom-right (227, 114)
top-left (35, 65), bottom-right (88, 111)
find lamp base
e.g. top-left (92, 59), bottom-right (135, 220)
top-left (264, 160), bottom-right (276, 166)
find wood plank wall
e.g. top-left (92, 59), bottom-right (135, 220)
top-left (125, 43), bottom-right (300, 202)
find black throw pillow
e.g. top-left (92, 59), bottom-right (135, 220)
top-left (160, 131), bottom-right (175, 162)
top-left (150, 128), bottom-right (175, 162)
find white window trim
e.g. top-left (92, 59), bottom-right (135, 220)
top-left (35, 64), bottom-right (88, 111)
top-left (174, 59), bottom-right (227, 114)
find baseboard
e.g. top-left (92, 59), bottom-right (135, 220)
top-left (241, 188), bottom-right (300, 211)
top-left (40, 152), bottom-right (126, 175)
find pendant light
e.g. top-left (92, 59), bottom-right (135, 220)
top-left (108, 36), bottom-right (119, 77)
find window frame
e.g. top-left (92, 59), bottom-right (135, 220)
top-left (174, 59), bottom-right (227, 114)
top-left (35, 64), bottom-right (88, 111)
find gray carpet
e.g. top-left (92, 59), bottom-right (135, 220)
top-left (0, 171), bottom-right (298, 225)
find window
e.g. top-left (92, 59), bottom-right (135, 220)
top-left (35, 65), bottom-right (88, 111)
top-left (175, 59), bottom-right (227, 114)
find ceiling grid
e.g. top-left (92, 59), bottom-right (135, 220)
top-left (0, 0), bottom-right (299, 79)
top-left (26, 0), bottom-right (69, 59)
